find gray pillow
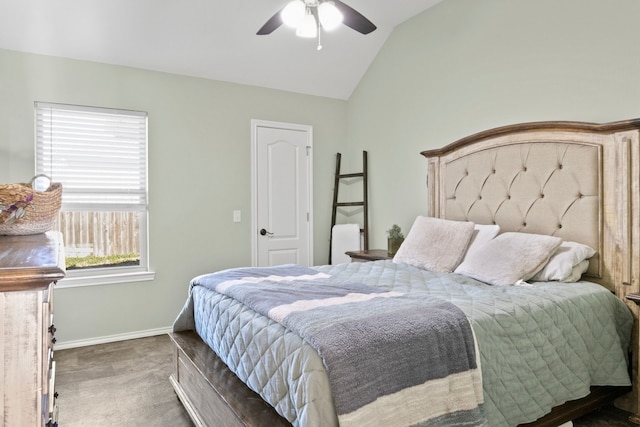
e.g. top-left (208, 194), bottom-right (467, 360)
top-left (454, 232), bottom-right (562, 286)
top-left (393, 216), bottom-right (475, 273)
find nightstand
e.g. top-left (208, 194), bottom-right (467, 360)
top-left (626, 293), bottom-right (640, 305)
top-left (345, 249), bottom-right (393, 262)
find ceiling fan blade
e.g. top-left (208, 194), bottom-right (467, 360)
top-left (257, 7), bottom-right (285, 35)
top-left (333, 0), bottom-right (376, 34)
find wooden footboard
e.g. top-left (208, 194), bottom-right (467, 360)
top-left (170, 331), bottom-right (630, 427)
top-left (520, 386), bottom-right (631, 427)
top-left (169, 331), bottom-right (290, 427)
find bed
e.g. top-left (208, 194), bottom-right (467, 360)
top-left (170, 119), bottom-right (640, 427)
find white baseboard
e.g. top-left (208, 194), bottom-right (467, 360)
top-left (55, 326), bottom-right (173, 350)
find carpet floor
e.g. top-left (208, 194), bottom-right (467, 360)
top-left (54, 334), bottom-right (636, 426)
top-left (55, 334), bottom-right (193, 427)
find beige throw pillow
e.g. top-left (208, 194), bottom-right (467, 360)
top-left (393, 216), bottom-right (475, 273)
top-left (454, 232), bottom-right (562, 286)
top-left (460, 224), bottom-right (500, 263)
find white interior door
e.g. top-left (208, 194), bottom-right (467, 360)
top-left (252, 120), bottom-right (313, 267)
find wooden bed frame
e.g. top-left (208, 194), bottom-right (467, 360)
top-left (170, 119), bottom-right (640, 426)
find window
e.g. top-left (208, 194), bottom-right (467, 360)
top-left (35, 102), bottom-right (153, 286)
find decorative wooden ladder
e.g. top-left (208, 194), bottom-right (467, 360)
top-left (329, 151), bottom-right (369, 264)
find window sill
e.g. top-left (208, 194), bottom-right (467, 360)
top-left (57, 269), bottom-right (156, 288)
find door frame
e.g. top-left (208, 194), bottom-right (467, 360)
top-left (250, 119), bottom-right (314, 266)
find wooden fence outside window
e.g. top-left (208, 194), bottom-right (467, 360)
top-left (55, 211), bottom-right (140, 258)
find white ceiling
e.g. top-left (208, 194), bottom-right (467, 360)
top-left (0, 0), bottom-right (442, 100)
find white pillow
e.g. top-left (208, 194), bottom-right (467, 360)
top-left (561, 260), bottom-right (590, 283)
top-left (455, 232), bottom-right (562, 286)
top-left (460, 224), bottom-right (500, 263)
top-left (530, 241), bottom-right (596, 282)
top-left (393, 216), bottom-right (475, 273)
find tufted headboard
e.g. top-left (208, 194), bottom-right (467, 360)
top-left (421, 119), bottom-right (640, 296)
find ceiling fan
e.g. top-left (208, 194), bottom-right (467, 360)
top-left (257, 0), bottom-right (376, 50)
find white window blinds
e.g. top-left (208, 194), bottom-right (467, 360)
top-left (35, 102), bottom-right (148, 211)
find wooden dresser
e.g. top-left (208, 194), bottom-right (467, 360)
top-left (0, 232), bottom-right (65, 427)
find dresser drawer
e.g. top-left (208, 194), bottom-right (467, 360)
top-left (42, 282), bottom-right (56, 396)
top-left (42, 282), bottom-right (55, 347)
top-left (45, 402), bottom-right (59, 427)
top-left (42, 360), bottom-right (57, 426)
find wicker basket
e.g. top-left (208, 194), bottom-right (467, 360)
top-left (0, 176), bottom-right (62, 235)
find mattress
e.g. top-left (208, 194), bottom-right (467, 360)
top-left (178, 260), bottom-right (632, 426)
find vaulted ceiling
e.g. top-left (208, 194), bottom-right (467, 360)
top-left (0, 0), bottom-right (442, 99)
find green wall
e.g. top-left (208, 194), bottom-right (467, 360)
top-left (5, 0), bottom-right (640, 345)
top-left (346, 0), bottom-right (640, 248)
top-left (0, 49), bottom-right (347, 345)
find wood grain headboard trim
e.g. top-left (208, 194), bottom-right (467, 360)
top-left (421, 119), bottom-right (640, 157)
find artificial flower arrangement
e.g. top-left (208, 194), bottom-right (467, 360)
top-left (0, 193), bottom-right (34, 224)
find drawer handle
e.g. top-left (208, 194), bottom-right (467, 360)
top-left (48, 324), bottom-right (57, 334)
top-left (51, 337), bottom-right (57, 344)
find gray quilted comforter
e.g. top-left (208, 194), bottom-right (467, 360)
top-left (173, 260), bottom-right (632, 427)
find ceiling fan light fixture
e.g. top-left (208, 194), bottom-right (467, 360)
top-left (257, 0), bottom-right (376, 45)
top-left (281, 0), bottom-right (305, 28)
top-left (296, 10), bottom-right (318, 38)
top-left (318, 1), bottom-right (343, 31)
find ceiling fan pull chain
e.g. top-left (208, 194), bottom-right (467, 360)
top-left (317, 25), bottom-right (323, 50)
